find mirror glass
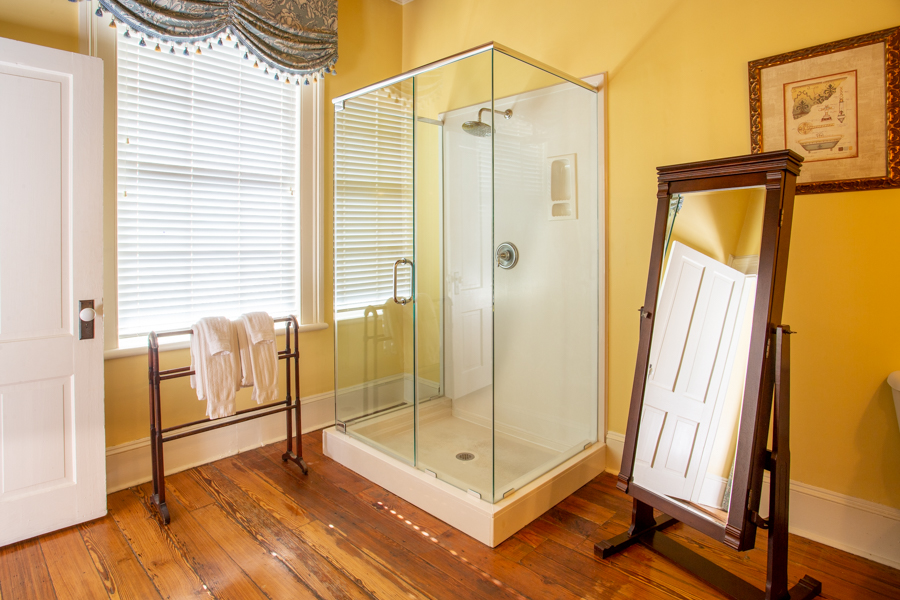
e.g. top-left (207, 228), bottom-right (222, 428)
top-left (631, 186), bottom-right (766, 524)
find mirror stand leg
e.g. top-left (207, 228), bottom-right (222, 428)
top-left (767, 326), bottom-right (821, 600)
top-left (594, 499), bottom-right (676, 559)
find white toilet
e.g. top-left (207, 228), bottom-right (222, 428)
top-left (888, 372), bottom-right (900, 432)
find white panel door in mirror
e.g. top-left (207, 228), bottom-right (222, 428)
top-left (633, 242), bottom-right (746, 501)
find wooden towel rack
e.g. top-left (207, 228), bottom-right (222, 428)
top-left (147, 315), bottom-right (308, 524)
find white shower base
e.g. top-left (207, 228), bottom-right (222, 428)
top-left (323, 404), bottom-right (606, 547)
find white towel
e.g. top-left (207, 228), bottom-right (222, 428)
top-left (190, 316), bottom-right (241, 419)
top-left (233, 318), bottom-right (254, 388)
top-left (239, 312), bottom-right (278, 404)
top-left (242, 311), bottom-right (277, 345)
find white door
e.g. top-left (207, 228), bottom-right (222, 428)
top-left (443, 128), bottom-right (492, 400)
top-left (633, 242), bottom-right (746, 501)
top-left (0, 38), bottom-right (105, 545)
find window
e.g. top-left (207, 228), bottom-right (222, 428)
top-left (114, 28), bottom-right (323, 347)
top-left (333, 86), bottom-right (414, 317)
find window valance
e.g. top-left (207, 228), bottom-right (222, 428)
top-left (97, 0), bottom-right (337, 78)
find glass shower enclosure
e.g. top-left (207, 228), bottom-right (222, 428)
top-left (333, 43), bottom-right (599, 503)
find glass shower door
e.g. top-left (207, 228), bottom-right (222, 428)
top-left (334, 79), bottom-right (417, 465)
top-left (491, 52), bottom-right (599, 502)
top-left (413, 51), bottom-right (494, 498)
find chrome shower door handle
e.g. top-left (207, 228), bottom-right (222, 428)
top-left (393, 258), bottom-right (414, 305)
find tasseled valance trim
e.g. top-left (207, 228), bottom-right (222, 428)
top-left (96, 0), bottom-right (338, 79)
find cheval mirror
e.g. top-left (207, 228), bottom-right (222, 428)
top-left (597, 150), bottom-right (823, 600)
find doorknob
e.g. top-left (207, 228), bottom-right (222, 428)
top-left (79, 300), bottom-right (95, 340)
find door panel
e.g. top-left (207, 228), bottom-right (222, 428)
top-left (0, 72), bottom-right (67, 340)
top-left (0, 378), bottom-right (71, 497)
top-left (0, 39), bottom-right (105, 546)
top-left (634, 242), bottom-right (745, 501)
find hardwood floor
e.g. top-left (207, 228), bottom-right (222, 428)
top-left (1, 430), bottom-right (897, 600)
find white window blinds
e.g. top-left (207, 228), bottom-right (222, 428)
top-left (116, 31), bottom-right (300, 339)
top-left (334, 87), bottom-right (414, 315)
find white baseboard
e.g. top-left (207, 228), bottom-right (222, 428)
top-left (758, 472), bottom-right (900, 569)
top-left (605, 430), bottom-right (900, 569)
top-left (105, 392), bottom-right (335, 493)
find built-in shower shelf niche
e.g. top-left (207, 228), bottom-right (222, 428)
top-left (548, 153), bottom-right (577, 220)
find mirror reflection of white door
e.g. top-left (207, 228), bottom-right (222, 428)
top-left (0, 39), bottom-right (105, 546)
top-left (633, 241), bottom-right (746, 502)
top-left (443, 129), bottom-right (492, 400)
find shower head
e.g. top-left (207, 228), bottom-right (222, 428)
top-left (462, 107), bottom-right (513, 137)
top-left (462, 120), bottom-right (493, 137)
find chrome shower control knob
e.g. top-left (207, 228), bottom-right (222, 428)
top-left (496, 242), bottom-right (518, 269)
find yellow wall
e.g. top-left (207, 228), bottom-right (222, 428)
top-left (0, 0), bottom-right (78, 51)
top-left (401, 0), bottom-right (900, 509)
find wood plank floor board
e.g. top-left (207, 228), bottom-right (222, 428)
top-left (556, 494), bottom-right (618, 527)
top-left (39, 528), bottom-right (112, 600)
top-left (242, 447), bottom-right (530, 600)
top-left (292, 440), bottom-right (370, 496)
top-left (436, 528), bottom-right (585, 600)
top-left (78, 515), bottom-right (164, 600)
top-left (165, 471), bottom-right (216, 513)
top-left (356, 485), bottom-right (453, 537)
top-left (204, 458), bottom-right (312, 531)
top-left (541, 506), bottom-right (602, 540)
top-left (107, 490), bottom-right (208, 599)
top-left (496, 536), bottom-right (537, 563)
top-left (187, 501), bottom-right (320, 600)
top-left (2, 431), bottom-right (898, 600)
top-left (193, 463), bottom-right (373, 600)
top-left (0, 538), bottom-right (57, 600)
top-left (133, 484), bottom-right (271, 600)
top-left (532, 537), bottom-right (718, 600)
top-left (249, 444), bottom-right (545, 600)
top-left (521, 541), bottom-right (690, 600)
top-left (206, 458), bottom-right (430, 600)
top-left (525, 511), bottom-right (595, 550)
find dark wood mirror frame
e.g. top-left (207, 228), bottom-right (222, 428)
top-left (617, 150), bottom-right (803, 550)
top-left (597, 151), bottom-right (823, 600)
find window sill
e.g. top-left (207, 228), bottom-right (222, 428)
top-left (103, 322), bottom-right (329, 361)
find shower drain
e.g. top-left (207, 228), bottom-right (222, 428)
top-left (455, 452), bottom-right (476, 461)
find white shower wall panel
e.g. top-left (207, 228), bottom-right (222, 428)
top-left (442, 83), bottom-right (599, 453)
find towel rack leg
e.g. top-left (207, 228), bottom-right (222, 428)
top-left (281, 317), bottom-right (309, 474)
top-left (148, 337), bottom-right (170, 524)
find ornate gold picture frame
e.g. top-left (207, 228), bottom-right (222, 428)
top-left (750, 27), bottom-right (899, 194)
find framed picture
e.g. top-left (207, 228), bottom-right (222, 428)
top-left (749, 27), bottom-right (899, 194)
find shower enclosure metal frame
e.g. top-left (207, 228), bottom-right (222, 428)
top-left (331, 42), bottom-right (597, 109)
top-left (332, 42), bottom-right (604, 506)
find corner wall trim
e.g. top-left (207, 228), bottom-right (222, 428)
top-left (105, 391), bottom-right (335, 493)
top-left (605, 429), bottom-right (900, 569)
top-left (605, 430), bottom-right (625, 475)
